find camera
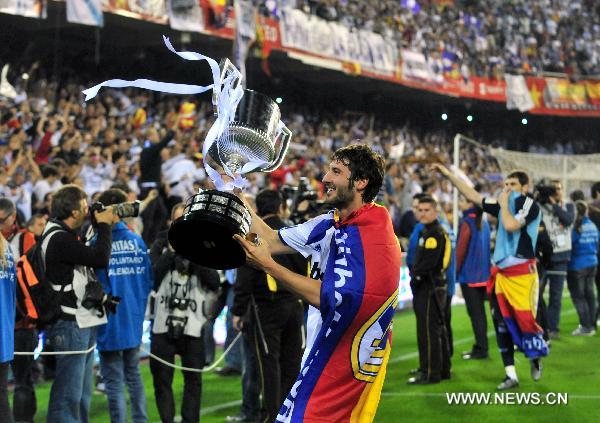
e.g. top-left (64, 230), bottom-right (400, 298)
top-left (281, 177), bottom-right (323, 224)
top-left (81, 279), bottom-right (121, 314)
top-left (166, 295), bottom-right (195, 340)
top-left (90, 200), bottom-right (140, 226)
top-left (534, 183), bottom-right (557, 205)
top-left (91, 200), bottom-right (141, 219)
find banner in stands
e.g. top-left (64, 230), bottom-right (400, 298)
top-left (0, 0), bottom-right (46, 18)
top-left (505, 74), bottom-right (534, 112)
top-left (167, 0), bottom-right (204, 33)
top-left (85, 3), bottom-right (599, 118)
top-left (279, 7), bottom-right (397, 75)
top-left (545, 78), bottom-right (588, 107)
top-left (67, 0), bottom-right (103, 27)
top-left (401, 50), bottom-right (442, 83)
top-left (102, 0), bottom-right (167, 24)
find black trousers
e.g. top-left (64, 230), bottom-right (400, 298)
top-left (0, 361), bottom-right (14, 423)
top-left (150, 334), bottom-right (205, 423)
top-left (413, 282), bottom-right (451, 381)
top-left (245, 299), bottom-right (304, 423)
top-left (461, 284), bottom-right (488, 354)
top-left (11, 328), bottom-right (38, 423)
top-left (536, 266), bottom-right (550, 340)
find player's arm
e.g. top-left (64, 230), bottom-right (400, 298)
top-left (432, 164), bottom-right (483, 206)
top-left (237, 192), bottom-right (295, 255)
top-left (233, 234), bottom-right (321, 307)
top-left (498, 188), bottom-right (523, 233)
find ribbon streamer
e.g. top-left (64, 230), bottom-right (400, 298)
top-left (82, 36), bottom-right (255, 191)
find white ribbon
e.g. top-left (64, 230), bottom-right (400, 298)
top-left (82, 36), bottom-right (253, 191)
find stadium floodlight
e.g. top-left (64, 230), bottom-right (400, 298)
top-left (522, 118), bottom-right (528, 125)
top-left (441, 113), bottom-right (448, 121)
top-left (466, 115), bottom-right (473, 122)
top-left (275, 97), bottom-right (283, 104)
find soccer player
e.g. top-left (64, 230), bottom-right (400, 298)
top-left (234, 144), bottom-right (402, 422)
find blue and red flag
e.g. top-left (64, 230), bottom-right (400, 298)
top-left (277, 204), bottom-right (401, 422)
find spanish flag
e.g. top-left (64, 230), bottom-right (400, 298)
top-left (488, 260), bottom-right (548, 359)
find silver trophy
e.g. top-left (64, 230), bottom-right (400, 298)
top-left (169, 59), bottom-right (291, 269)
top-left (206, 58), bottom-right (291, 175)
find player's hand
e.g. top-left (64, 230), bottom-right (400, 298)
top-left (498, 187), bottom-right (511, 208)
top-left (233, 233), bottom-right (274, 270)
top-left (431, 163), bottom-right (450, 177)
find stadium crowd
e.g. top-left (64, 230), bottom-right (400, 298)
top-left (294, 0), bottom-right (600, 77)
top-left (1, 67), bottom-right (600, 423)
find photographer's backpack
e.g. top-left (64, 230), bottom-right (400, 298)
top-left (15, 224), bottom-right (65, 328)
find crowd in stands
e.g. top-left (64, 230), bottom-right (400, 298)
top-left (2, 62), bottom-right (600, 422)
top-left (1, 71), bottom-right (506, 234)
top-left (293, 0), bottom-right (600, 77)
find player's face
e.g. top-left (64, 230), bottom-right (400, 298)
top-left (322, 160), bottom-right (355, 209)
top-left (417, 202), bottom-right (438, 225)
top-left (504, 177), bottom-right (526, 194)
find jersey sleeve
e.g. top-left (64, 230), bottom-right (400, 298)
top-left (482, 197), bottom-right (500, 217)
top-left (514, 196), bottom-right (539, 226)
top-left (278, 213), bottom-right (334, 258)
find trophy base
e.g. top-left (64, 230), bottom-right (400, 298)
top-left (168, 190), bottom-right (252, 270)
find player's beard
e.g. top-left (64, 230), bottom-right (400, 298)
top-left (324, 179), bottom-right (355, 210)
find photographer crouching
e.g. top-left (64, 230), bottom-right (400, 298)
top-left (149, 230), bottom-right (220, 423)
top-left (43, 184), bottom-right (119, 423)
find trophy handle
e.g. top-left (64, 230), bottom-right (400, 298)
top-left (212, 58), bottom-right (243, 113)
top-left (262, 123), bottom-right (292, 172)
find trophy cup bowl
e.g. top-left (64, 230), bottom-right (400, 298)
top-left (206, 89), bottom-right (290, 174)
top-left (169, 88), bottom-right (291, 269)
top-left (168, 190), bottom-right (252, 269)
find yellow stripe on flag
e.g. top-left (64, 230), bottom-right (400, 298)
top-left (266, 274), bottom-right (277, 292)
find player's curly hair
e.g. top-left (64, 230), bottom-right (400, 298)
top-left (331, 144), bottom-right (385, 203)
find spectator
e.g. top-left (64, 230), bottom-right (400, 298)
top-left (456, 197), bottom-right (491, 360)
top-left (567, 201), bottom-right (598, 335)
top-left (9, 213), bottom-right (46, 423)
top-left (0, 206), bottom-right (17, 423)
top-left (94, 188), bottom-right (154, 423)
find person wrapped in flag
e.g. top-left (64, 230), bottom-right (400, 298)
top-left (234, 144), bottom-right (402, 422)
top-left (433, 165), bottom-right (548, 390)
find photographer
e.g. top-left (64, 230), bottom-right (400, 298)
top-left (44, 184), bottom-right (118, 423)
top-left (537, 180), bottom-right (574, 339)
top-left (149, 241), bottom-right (220, 423)
top-left (93, 189), bottom-right (153, 423)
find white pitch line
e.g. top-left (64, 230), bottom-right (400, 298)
top-left (200, 400), bottom-right (243, 415)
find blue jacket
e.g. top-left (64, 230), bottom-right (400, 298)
top-left (0, 246), bottom-right (16, 363)
top-left (407, 220), bottom-right (456, 296)
top-left (568, 217), bottom-right (599, 271)
top-left (95, 222), bottom-right (153, 351)
top-left (457, 210), bottom-right (491, 284)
